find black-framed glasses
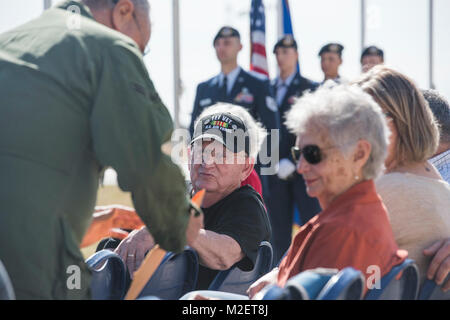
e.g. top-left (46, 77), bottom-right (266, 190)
top-left (291, 145), bottom-right (335, 165)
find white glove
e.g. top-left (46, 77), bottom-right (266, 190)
top-left (277, 158), bottom-right (297, 180)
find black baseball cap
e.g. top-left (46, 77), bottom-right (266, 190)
top-left (191, 112), bottom-right (250, 155)
top-left (273, 35), bottom-right (298, 53)
top-left (213, 26), bottom-right (241, 46)
top-left (318, 43), bottom-right (344, 57)
top-left (361, 46), bottom-right (384, 62)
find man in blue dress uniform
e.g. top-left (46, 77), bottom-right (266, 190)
top-left (268, 35), bottom-right (321, 263)
top-left (318, 42), bottom-right (347, 85)
top-left (189, 26), bottom-right (279, 141)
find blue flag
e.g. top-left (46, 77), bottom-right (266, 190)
top-left (281, 0), bottom-right (300, 73)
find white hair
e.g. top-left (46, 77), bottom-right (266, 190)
top-left (285, 84), bottom-right (390, 180)
top-left (194, 103), bottom-right (267, 160)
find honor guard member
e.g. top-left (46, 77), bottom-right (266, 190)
top-left (0, 0), bottom-right (202, 299)
top-left (189, 26), bottom-right (279, 140)
top-left (318, 43), bottom-right (347, 85)
top-left (361, 45), bottom-right (384, 73)
top-left (268, 35), bottom-right (321, 262)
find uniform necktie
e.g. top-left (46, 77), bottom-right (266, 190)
top-left (219, 75), bottom-right (228, 101)
top-left (276, 81), bottom-right (287, 106)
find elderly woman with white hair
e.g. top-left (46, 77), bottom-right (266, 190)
top-left (183, 85), bottom-right (408, 300)
top-left (246, 84), bottom-right (408, 298)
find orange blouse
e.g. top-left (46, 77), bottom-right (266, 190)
top-left (277, 180), bottom-right (407, 293)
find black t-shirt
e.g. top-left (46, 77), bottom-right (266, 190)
top-left (195, 185), bottom-right (272, 290)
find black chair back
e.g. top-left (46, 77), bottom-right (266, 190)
top-left (86, 250), bottom-right (128, 300)
top-left (137, 247), bottom-right (199, 300)
top-left (208, 241), bottom-right (273, 295)
top-left (365, 259), bottom-right (419, 300)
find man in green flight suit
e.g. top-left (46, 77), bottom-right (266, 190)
top-left (0, 0), bottom-right (202, 299)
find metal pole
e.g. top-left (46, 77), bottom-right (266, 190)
top-left (429, 0), bottom-right (435, 89)
top-left (172, 0), bottom-right (181, 129)
top-left (277, 0), bottom-right (283, 39)
top-left (44, 0), bottom-right (52, 10)
top-left (361, 0), bottom-right (366, 51)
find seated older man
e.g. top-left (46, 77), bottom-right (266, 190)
top-left (114, 103), bottom-right (272, 290)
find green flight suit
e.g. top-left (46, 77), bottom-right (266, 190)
top-left (0, 1), bottom-right (189, 299)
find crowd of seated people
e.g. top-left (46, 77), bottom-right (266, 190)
top-left (1, 0), bottom-right (449, 301)
top-left (91, 68), bottom-right (449, 299)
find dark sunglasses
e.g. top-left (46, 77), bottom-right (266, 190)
top-left (291, 145), bottom-right (327, 165)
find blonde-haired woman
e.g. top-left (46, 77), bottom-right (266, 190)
top-left (355, 66), bottom-right (450, 285)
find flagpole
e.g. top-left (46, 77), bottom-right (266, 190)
top-left (429, 0), bottom-right (435, 89)
top-left (172, 0), bottom-right (181, 129)
top-left (277, 0), bottom-right (283, 39)
top-left (361, 0), bottom-right (366, 51)
top-left (44, 0), bottom-right (52, 10)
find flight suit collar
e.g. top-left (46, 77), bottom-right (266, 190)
top-left (55, 0), bottom-right (95, 20)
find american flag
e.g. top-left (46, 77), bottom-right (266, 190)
top-left (250, 0), bottom-right (269, 78)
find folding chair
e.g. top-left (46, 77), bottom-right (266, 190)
top-left (316, 267), bottom-right (365, 300)
top-left (260, 268), bottom-right (338, 300)
top-left (86, 250), bottom-right (128, 300)
top-left (208, 241), bottom-right (273, 295)
top-left (365, 259), bottom-right (419, 300)
top-left (137, 246), bottom-right (199, 300)
top-left (418, 275), bottom-right (450, 300)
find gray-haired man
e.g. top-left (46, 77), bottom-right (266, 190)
top-left (116, 104), bottom-right (272, 290)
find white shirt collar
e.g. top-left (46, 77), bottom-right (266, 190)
top-left (276, 71), bottom-right (297, 88)
top-left (218, 66), bottom-right (241, 93)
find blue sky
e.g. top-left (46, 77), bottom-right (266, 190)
top-left (1, 0), bottom-right (449, 129)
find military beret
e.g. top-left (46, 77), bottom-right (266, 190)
top-left (213, 26), bottom-right (240, 45)
top-left (273, 35), bottom-right (298, 53)
top-left (318, 43), bottom-right (344, 57)
top-left (361, 45), bottom-right (384, 61)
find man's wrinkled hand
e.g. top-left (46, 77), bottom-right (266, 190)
top-left (424, 238), bottom-right (450, 291)
top-left (115, 226), bottom-right (155, 278)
